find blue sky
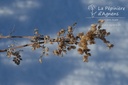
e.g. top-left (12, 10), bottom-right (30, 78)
top-left (0, 0), bottom-right (128, 85)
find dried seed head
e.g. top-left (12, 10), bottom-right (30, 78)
top-left (77, 48), bottom-right (84, 55)
top-left (86, 53), bottom-right (91, 56)
top-left (58, 45), bottom-right (63, 50)
top-left (34, 28), bottom-right (39, 35)
top-left (90, 27), bottom-right (97, 32)
top-left (67, 47), bottom-right (72, 51)
top-left (82, 46), bottom-right (88, 50)
top-left (73, 22), bottom-right (77, 26)
top-left (106, 32), bottom-right (110, 36)
top-left (89, 40), bottom-right (95, 44)
top-left (98, 25), bottom-right (102, 29)
top-left (57, 32), bottom-right (61, 36)
top-left (53, 50), bottom-right (59, 55)
top-left (98, 19), bottom-right (105, 23)
top-left (91, 24), bottom-right (97, 28)
top-left (45, 47), bottom-right (49, 52)
top-left (107, 43), bottom-right (114, 49)
top-left (49, 41), bottom-right (53, 44)
top-left (83, 55), bottom-right (88, 62)
top-left (77, 32), bottom-right (84, 37)
top-left (81, 35), bottom-right (86, 40)
top-left (68, 26), bottom-right (73, 33)
top-left (78, 42), bottom-right (82, 47)
top-left (45, 35), bottom-right (50, 40)
top-left (63, 50), bottom-right (67, 54)
top-left (39, 58), bottom-right (42, 63)
top-left (44, 40), bottom-right (48, 44)
top-left (32, 42), bottom-right (40, 50)
top-left (66, 33), bottom-right (73, 38)
top-left (70, 46), bottom-right (76, 49)
top-left (81, 42), bottom-right (87, 46)
top-left (45, 53), bottom-right (49, 56)
top-left (85, 36), bottom-right (90, 41)
top-left (7, 50), bottom-right (12, 58)
top-left (60, 29), bottom-right (65, 34)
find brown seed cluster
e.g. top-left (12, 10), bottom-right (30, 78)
top-left (7, 46), bottom-right (22, 65)
top-left (4, 20), bottom-right (114, 65)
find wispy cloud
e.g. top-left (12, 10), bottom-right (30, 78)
top-left (56, 20), bottom-right (128, 85)
top-left (0, 0), bottom-right (40, 21)
top-left (12, 0), bottom-right (40, 9)
top-left (81, 0), bottom-right (128, 6)
top-left (0, 7), bottom-right (14, 16)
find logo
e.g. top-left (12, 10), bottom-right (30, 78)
top-left (87, 4), bottom-right (125, 18)
top-left (88, 4), bottom-right (97, 18)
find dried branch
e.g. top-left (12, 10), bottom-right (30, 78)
top-left (0, 20), bottom-right (114, 65)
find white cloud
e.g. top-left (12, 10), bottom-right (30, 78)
top-left (56, 20), bottom-right (128, 85)
top-left (81, 0), bottom-right (128, 6)
top-left (0, 7), bottom-right (14, 16)
top-left (0, 0), bottom-right (40, 21)
top-left (81, 0), bottom-right (113, 5)
top-left (106, 62), bottom-right (128, 76)
top-left (18, 15), bottom-right (29, 21)
top-left (57, 60), bottom-right (128, 85)
top-left (13, 0), bottom-right (40, 9)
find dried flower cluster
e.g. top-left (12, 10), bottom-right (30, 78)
top-left (6, 45), bottom-right (23, 65)
top-left (0, 20), bottom-right (114, 65)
